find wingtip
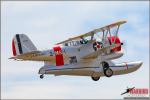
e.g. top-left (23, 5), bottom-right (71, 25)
top-left (120, 19), bottom-right (128, 23)
top-left (8, 56), bottom-right (16, 59)
top-left (8, 57), bottom-right (13, 59)
top-left (114, 19), bottom-right (127, 24)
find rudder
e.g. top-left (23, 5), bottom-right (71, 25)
top-left (12, 34), bottom-right (37, 56)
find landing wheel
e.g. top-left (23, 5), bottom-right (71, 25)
top-left (40, 74), bottom-right (44, 79)
top-left (91, 76), bottom-right (100, 81)
top-left (102, 62), bottom-right (113, 77)
top-left (104, 68), bottom-right (113, 77)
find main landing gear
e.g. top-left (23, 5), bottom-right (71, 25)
top-left (91, 62), bottom-right (113, 81)
top-left (40, 74), bottom-right (44, 79)
top-left (102, 62), bottom-right (113, 77)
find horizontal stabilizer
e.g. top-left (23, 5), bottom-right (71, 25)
top-left (9, 50), bottom-right (55, 61)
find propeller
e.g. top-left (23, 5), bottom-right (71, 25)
top-left (121, 40), bottom-right (127, 54)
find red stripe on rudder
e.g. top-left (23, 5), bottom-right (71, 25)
top-left (12, 39), bottom-right (17, 56)
top-left (53, 46), bottom-right (64, 66)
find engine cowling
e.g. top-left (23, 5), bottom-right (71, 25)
top-left (107, 36), bottom-right (121, 52)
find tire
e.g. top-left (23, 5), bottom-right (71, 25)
top-left (40, 74), bottom-right (44, 79)
top-left (104, 68), bottom-right (113, 77)
top-left (91, 76), bottom-right (100, 81)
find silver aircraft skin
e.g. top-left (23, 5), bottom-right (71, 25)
top-left (10, 20), bottom-right (142, 81)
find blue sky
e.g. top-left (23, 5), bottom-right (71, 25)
top-left (1, 1), bottom-right (149, 99)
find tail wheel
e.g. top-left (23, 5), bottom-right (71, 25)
top-left (102, 62), bottom-right (113, 77)
top-left (40, 74), bottom-right (44, 79)
top-left (104, 68), bottom-right (113, 77)
top-left (91, 76), bottom-right (100, 81)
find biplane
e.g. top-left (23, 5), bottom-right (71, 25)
top-left (121, 87), bottom-right (135, 95)
top-left (9, 20), bottom-right (142, 81)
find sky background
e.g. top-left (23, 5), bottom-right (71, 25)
top-left (1, 1), bottom-right (149, 99)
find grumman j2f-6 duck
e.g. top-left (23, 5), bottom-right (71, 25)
top-left (10, 20), bottom-right (143, 81)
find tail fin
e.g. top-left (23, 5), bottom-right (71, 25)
top-left (12, 34), bottom-right (37, 56)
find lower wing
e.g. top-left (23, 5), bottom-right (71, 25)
top-left (82, 43), bottom-right (121, 59)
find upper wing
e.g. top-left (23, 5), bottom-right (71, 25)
top-left (82, 43), bottom-right (121, 59)
top-left (56, 19), bottom-right (127, 45)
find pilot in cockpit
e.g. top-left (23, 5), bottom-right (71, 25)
top-left (80, 38), bottom-right (89, 44)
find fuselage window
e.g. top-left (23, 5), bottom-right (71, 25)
top-left (64, 41), bottom-right (81, 47)
top-left (69, 56), bottom-right (77, 64)
top-left (65, 43), bottom-right (68, 46)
